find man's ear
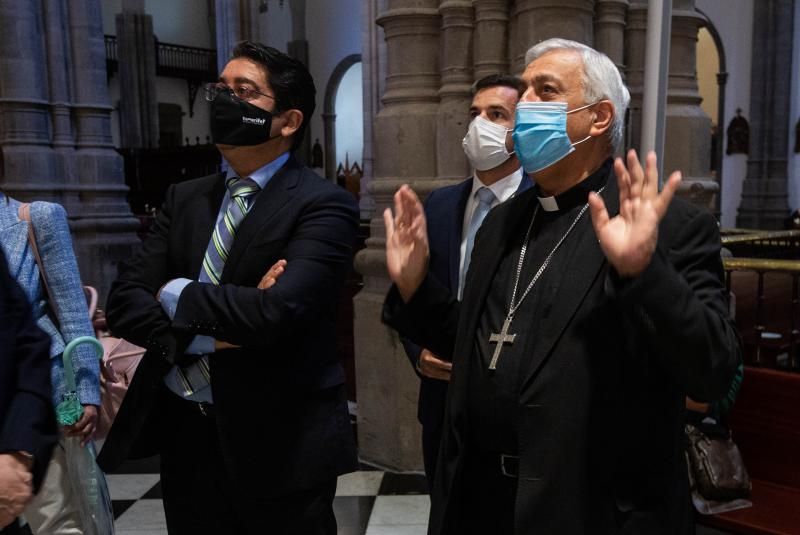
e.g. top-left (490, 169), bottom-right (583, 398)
top-left (280, 109), bottom-right (304, 139)
top-left (589, 100), bottom-right (614, 138)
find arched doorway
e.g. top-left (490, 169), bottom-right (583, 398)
top-left (323, 54), bottom-right (362, 181)
top-left (696, 9), bottom-right (728, 216)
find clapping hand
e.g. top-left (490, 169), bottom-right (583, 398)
top-left (0, 453), bottom-right (33, 529)
top-left (384, 185), bottom-right (430, 302)
top-left (588, 150), bottom-right (681, 277)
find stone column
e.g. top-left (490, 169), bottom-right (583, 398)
top-left (288, 0), bottom-right (312, 165)
top-left (44, 0), bottom-right (78, 201)
top-left (0, 1), bottom-right (60, 199)
top-left (68, 0), bottom-right (140, 298)
top-left (512, 0), bottom-right (596, 72)
top-left (473, 0), bottom-right (510, 80)
top-left (116, 0), bottom-right (159, 148)
top-left (594, 0), bottom-right (628, 70)
top-left (359, 0), bottom-right (389, 218)
top-left (436, 1), bottom-right (473, 182)
top-left (663, 0), bottom-right (717, 210)
top-left (624, 0), bottom-right (648, 154)
top-left (737, 0), bottom-right (794, 228)
top-left (216, 0), bottom-right (244, 73)
top-left (353, 0), bottom-right (441, 471)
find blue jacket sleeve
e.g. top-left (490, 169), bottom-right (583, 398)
top-left (31, 202), bottom-right (100, 406)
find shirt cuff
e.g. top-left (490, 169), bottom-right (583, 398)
top-left (185, 335), bottom-right (215, 355)
top-left (159, 278), bottom-right (193, 319)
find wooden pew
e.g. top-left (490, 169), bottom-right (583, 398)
top-left (700, 366), bottom-right (800, 534)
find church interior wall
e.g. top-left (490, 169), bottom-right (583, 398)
top-left (256, 2), bottom-right (292, 53)
top-left (335, 62), bottom-right (364, 167)
top-left (789, 0), bottom-right (800, 214)
top-left (101, 0), bottom-right (213, 149)
top-left (695, 0), bottom-right (754, 228)
top-left (102, 0), bottom-right (212, 48)
top-left (305, 0), bottom-right (363, 172)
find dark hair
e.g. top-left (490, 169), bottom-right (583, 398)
top-left (470, 74), bottom-right (526, 99)
top-left (232, 41), bottom-right (316, 151)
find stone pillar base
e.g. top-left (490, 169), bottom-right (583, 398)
top-left (676, 177), bottom-right (719, 213)
top-left (353, 272), bottom-right (423, 471)
top-left (737, 178), bottom-right (791, 230)
top-left (71, 217), bottom-right (141, 300)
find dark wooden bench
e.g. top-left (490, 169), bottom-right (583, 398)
top-left (699, 366), bottom-right (800, 534)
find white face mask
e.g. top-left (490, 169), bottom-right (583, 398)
top-left (462, 116), bottom-right (514, 171)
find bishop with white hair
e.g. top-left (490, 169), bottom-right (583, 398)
top-left (382, 38), bottom-right (741, 534)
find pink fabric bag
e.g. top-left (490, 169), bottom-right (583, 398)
top-left (83, 286), bottom-right (145, 440)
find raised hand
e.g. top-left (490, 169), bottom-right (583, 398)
top-left (588, 150), bottom-right (681, 277)
top-left (383, 185), bottom-right (429, 302)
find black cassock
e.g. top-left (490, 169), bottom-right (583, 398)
top-left (384, 159), bottom-right (741, 535)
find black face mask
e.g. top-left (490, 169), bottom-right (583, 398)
top-left (211, 90), bottom-right (278, 146)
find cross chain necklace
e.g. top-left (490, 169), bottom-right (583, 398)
top-left (488, 186), bottom-right (605, 370)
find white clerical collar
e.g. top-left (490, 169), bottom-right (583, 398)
top-left (472, 167), bottom-right (523, 204)
top-left (537, 195), bottom-right (560, 212)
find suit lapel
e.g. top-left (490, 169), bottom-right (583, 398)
top-left (457, 190), bottom-right (537, 359)
top-left (520, 172), bottom-right (620, 392)
top-left (189, 173), bottom-right (226, 276)
top-left (448, 180), bottom-right (472, 294)
top-left (221, 158), bottom-right (299, 281)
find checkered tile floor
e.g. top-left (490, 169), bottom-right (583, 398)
top-left (106, 456), bottom-right (430, 535)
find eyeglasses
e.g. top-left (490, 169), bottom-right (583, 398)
top-left (204, 82), bottom-right (276, 103)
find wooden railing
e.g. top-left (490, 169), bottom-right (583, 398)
top-left (723, 245), bottom-right (800, 372)
top-left (722, 229), bottom-right (800, 259)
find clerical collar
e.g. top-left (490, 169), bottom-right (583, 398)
top-left (535, 158), bottom-right (612, 212)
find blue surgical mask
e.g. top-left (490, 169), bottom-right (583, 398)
top-left (512, 101), bottom-right (595, 174)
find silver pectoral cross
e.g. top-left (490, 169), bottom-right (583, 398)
top-left (488, 316), bottom-right (516, 370)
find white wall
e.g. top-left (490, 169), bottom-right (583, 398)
top-left (255, 2), bottom-right (292, 53)
top-left (696, 27), bottom-right (719, 126)
top-left (335, 62), bottom-right (364, 167)
top-left (306, 0), bottom-right (363, 171)
top-left (102, 0), bottom-right (212, 47)
top-left (789, 0), bottom-right (800, 214)
top-left (696, 0), bottom-right (754, 228)
top-left (159, 78), bottom-right (213, 145)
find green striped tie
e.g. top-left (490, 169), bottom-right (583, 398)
top-left (200, 177), bottom-right (260, 285)
top-left (177, 176), bottom-right (260, 396)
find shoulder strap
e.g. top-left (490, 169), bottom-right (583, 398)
top-left (18, 203), bottom-right (58, 315)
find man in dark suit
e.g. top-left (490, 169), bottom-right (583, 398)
top-left (401, 74), bottom-right (531, 486)
top-left (383, 38), bottom-right (740, 534)
top-left (98, 42), bottom-right (359, 534)
top-left (0, 250), bottom-right (57, 534)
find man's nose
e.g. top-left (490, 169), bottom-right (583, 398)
top-left (520, 88), bottom-right (541, 102)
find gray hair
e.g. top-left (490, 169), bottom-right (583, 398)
top-left (525, 38), bottom-right (630, 151)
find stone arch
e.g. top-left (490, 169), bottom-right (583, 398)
top-left (323, 53), bottom-right (362, 181)
top-left (696, 8), bottom-right (728, 216)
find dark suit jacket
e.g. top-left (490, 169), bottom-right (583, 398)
top-left (98, 156), bottom-right (360, 500)
top-left (385, 168), bottom-right (741, 534)
top-left (0, 249), bottom-right (56, 493)
top-left (402, 175), bottom-right (532, 432)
